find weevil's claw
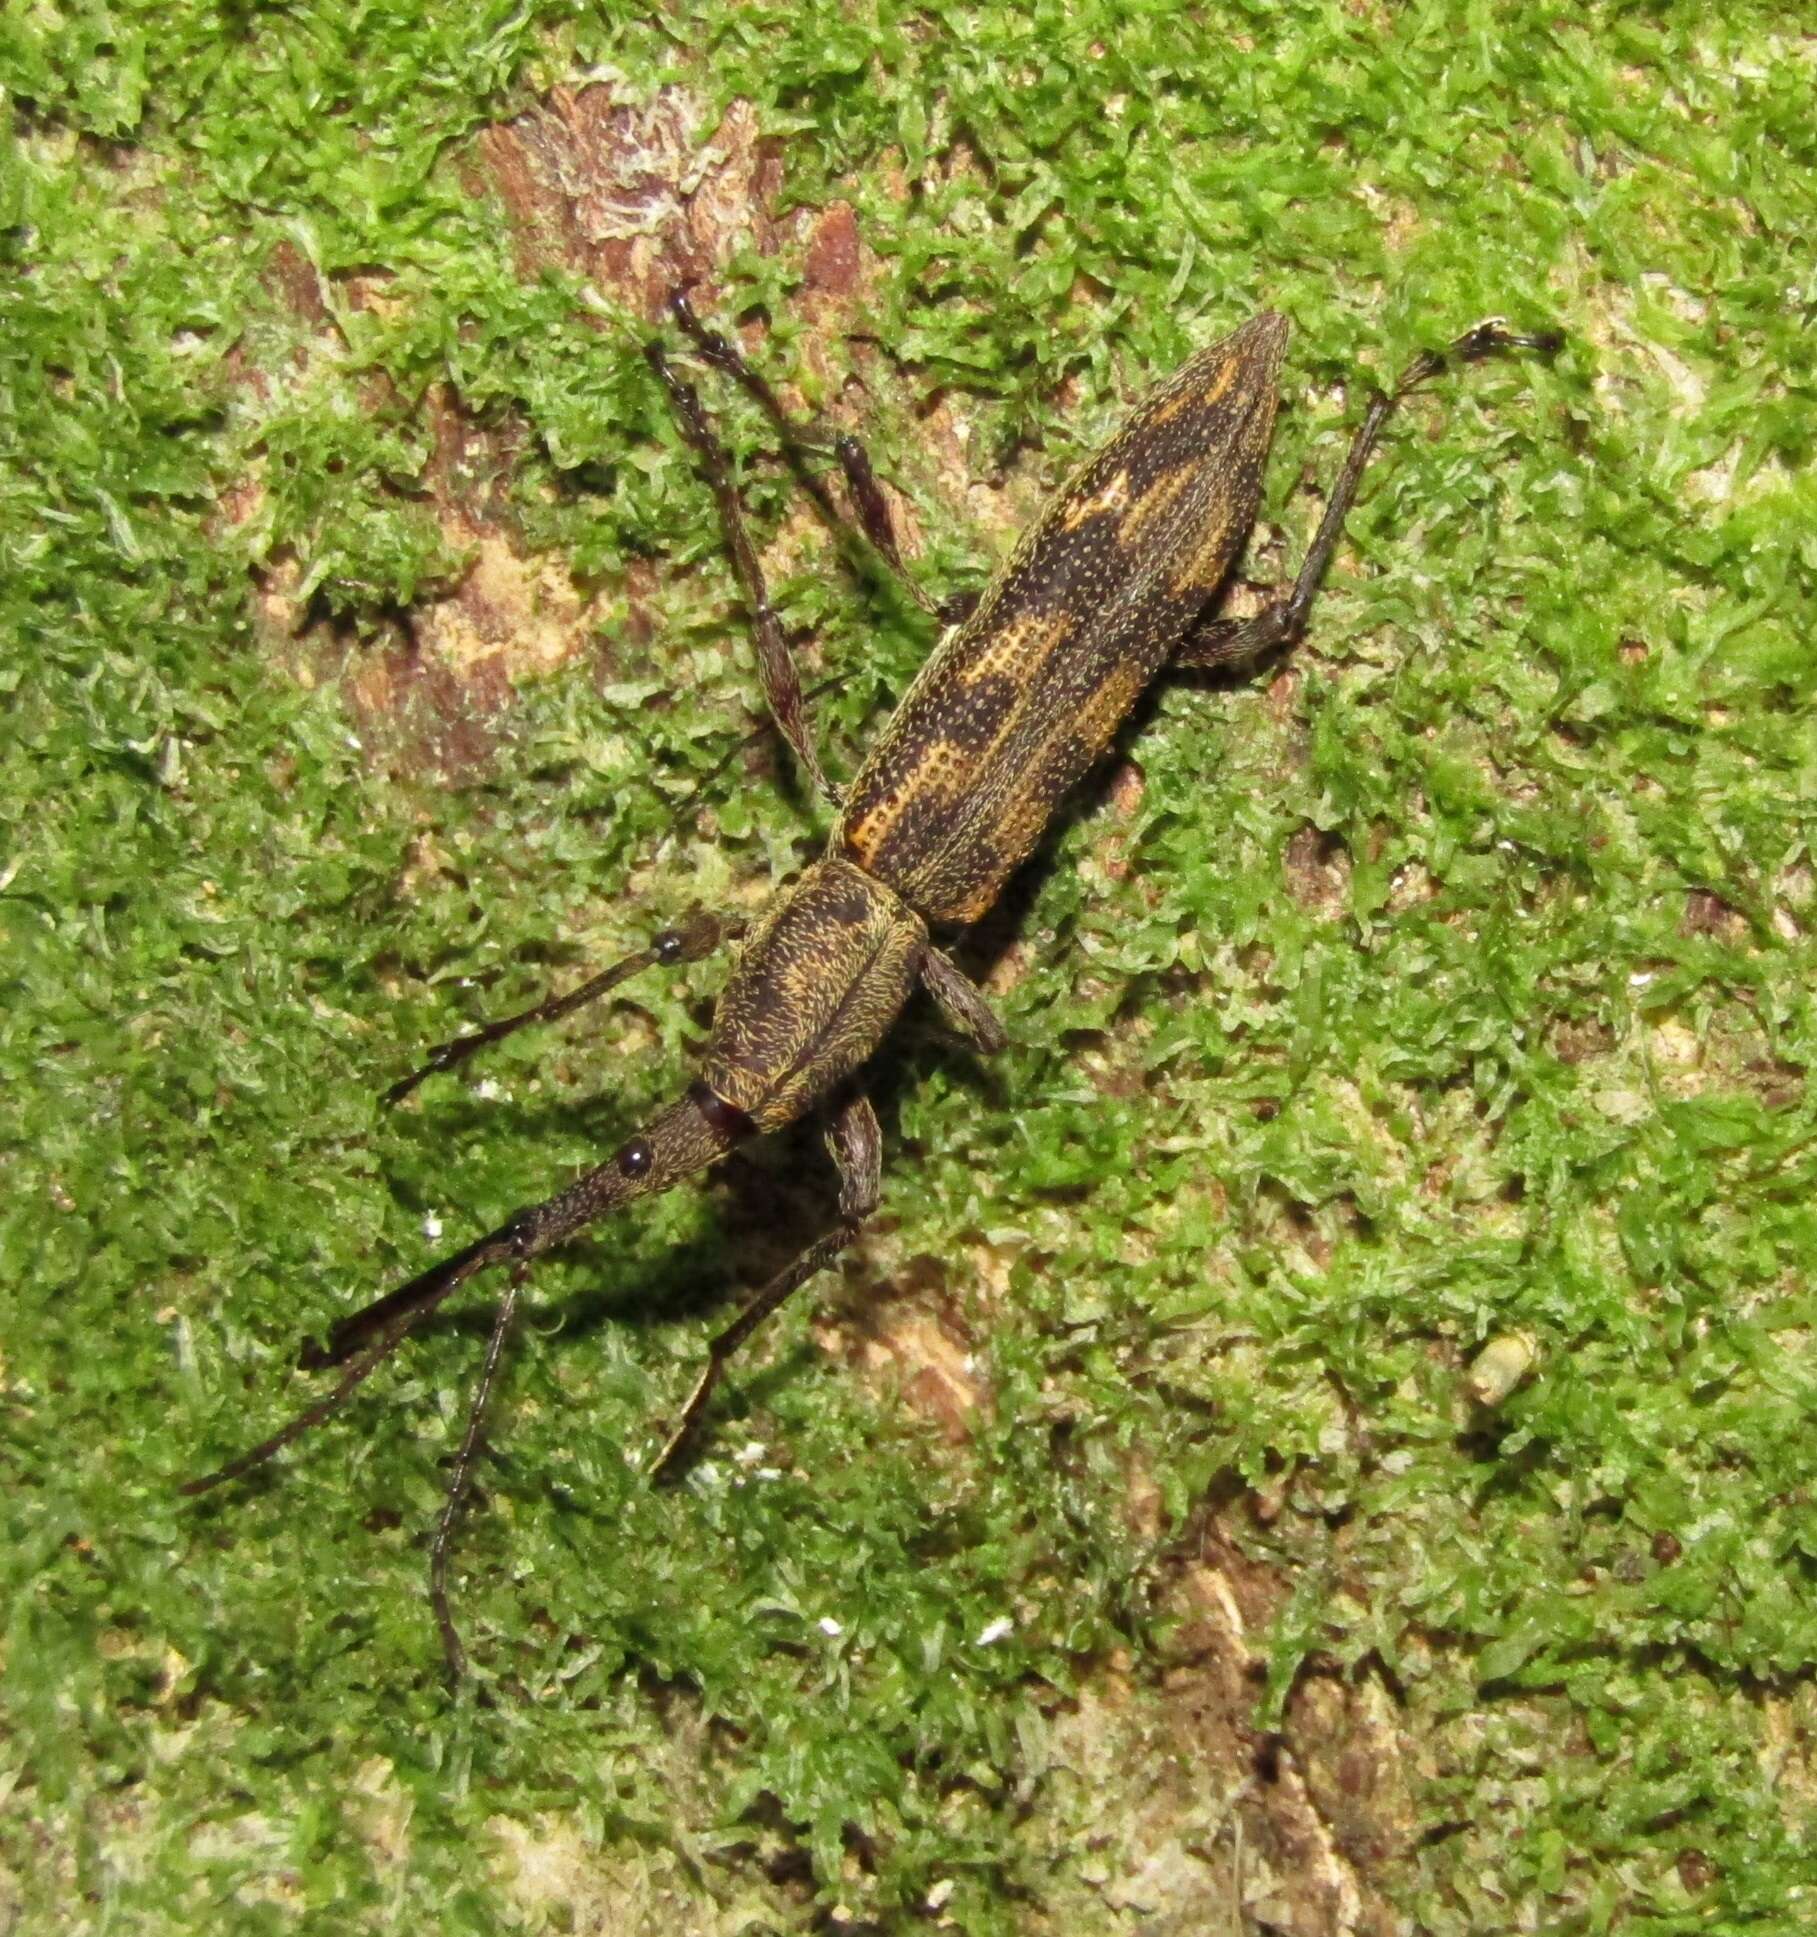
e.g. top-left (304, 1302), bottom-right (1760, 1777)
top-left (1395, 320), bottom-right (1564, 401)
top-left (647, 1354), bottom-right (724, 1485)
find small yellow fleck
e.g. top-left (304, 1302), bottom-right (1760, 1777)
top-left (1060, 468), bottom-right (1131, 530)
top-left (1466, 1333), bottom-right (1538, 1408)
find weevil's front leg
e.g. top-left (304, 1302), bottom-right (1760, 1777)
top-left (650, 1087), bottom-right (883, 1480)
top-left (920, 946), bottom-right (1008, 1056)
top-left (383, 908), bottom-right (726, 1105)
top-left (665, 293), bottom-right (976, 627)
top-left (1173, 320), bottom-right (1562, 672)
top-left (647, 336), bottom-right (843, 807)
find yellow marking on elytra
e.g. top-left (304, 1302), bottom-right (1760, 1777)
top-left (958, 607), bottom-right (1074, 685)
top-left (1149, 350), bottom-right (1239, 425)
top-left (845, 784), bottom-right (929, 868)
top-left (1167, 497), bottom-right (1244, 597)
top-left (1115, 460), bottom-right (1200, 550)
top-left (1201, 353), bottom-right (1239, 406)
top-left (1060, 467), bottom-right (1132, 530)
top-left (1068, 657), bottom-right (1152, 754)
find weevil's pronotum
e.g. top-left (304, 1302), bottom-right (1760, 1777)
top-left (188, 295), bottom-right (1561, 1672)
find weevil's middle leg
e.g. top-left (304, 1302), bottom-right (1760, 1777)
top-left (650, 1087), bottom-right (883, 1481)
top-left (384, 909), bottom-right (727, 1105)
top-left (920, 946), bottom-right (1008, 1056)
top-left (1173, 320), bottom-right (1562, 672)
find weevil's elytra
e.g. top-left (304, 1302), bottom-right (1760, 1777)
top-left (839, 313), bottom-right (1286, 924)
top-left (185, 297), bottom-right (1560, 1673)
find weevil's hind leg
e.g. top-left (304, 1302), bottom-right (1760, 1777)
top-left (385, 909), bottom-right (726, 1106)
top-left (1173, 320), bottom-right (1563, 673)
top-left (665, 293), bottom-right (969, 624)
top-left (647, 334), bottom-right (844, 807)
top-left (429, 1261), bottom-right (526, 1681)
top-left (920, 946), bottom-right (1008, 1057)
top-left (650, 1088), bottom-right (882, 1481)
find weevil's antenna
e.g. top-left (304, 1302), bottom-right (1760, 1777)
top-left (181, 1307), bottom-right (433, 1497)
top-left (181, 1223), bottom-right (524, 1495)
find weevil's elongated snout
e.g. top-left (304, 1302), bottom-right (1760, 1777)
top-left (291, 1086), bottom-right (748, 1377)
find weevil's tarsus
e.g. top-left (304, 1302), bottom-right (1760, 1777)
top-left (431, 1262), bottom-right (525, 1682)
top-left (666, 290), bottom-right (949, 621)
top-left (383, 908), bottom-right (725, 1107)
top-left (650, 1087), bottom-right (882, 1482)
top-left (1173, 318), bottom-right (1560, 672)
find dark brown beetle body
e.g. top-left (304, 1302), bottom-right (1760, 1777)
top-left (188, 302), bottom-right (1557, 1673)
top-left (700, 316), bottom-right (1286, 1136)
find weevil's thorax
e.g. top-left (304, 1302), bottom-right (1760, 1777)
top-left (703, 857), bottom-right (927, 1133)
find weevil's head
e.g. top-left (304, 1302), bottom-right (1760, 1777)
top-left (601, 1081), bottom-right (755, 1203)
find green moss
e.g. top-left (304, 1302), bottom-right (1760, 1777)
top-left (5, 3), bottom-right (1815, 1931)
